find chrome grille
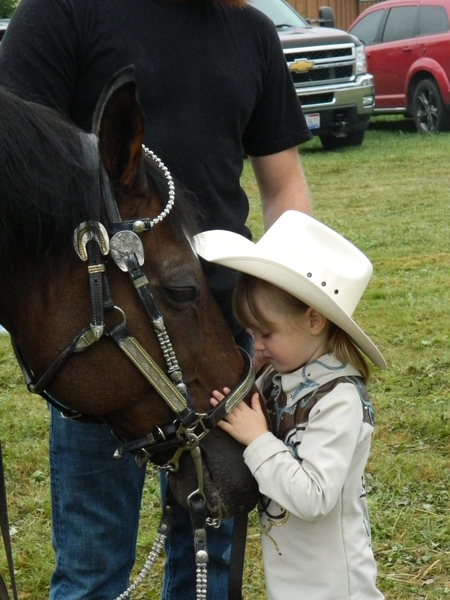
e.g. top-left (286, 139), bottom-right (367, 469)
top-left (285, 43), bottom-right (356, 88)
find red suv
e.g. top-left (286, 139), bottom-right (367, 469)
top-left (348, 0), bottom-right (450, 133)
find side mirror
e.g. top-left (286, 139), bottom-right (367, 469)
top-left (318, 6), bottom-right (335, 28)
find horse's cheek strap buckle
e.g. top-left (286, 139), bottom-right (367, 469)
top-left (74, 220), bottom-right (113, 340)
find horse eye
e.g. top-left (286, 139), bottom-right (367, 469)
top-left (164, 286), bottom-right (197, 305)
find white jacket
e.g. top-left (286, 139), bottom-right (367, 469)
top-left (244, 354), bottom-right (384, 600)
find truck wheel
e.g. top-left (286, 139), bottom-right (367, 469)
top-left (319, 130), bottom-right (365, 150)
top-left (412, 79), bottom-right (450, 133)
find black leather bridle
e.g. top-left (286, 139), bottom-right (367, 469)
top-left (13, 134), bottom-right (255, 473)
top-left (12, 135), bottom-right (255, 599)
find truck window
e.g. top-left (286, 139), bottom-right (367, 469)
top-left (250, 0), bottom-right (307, 28)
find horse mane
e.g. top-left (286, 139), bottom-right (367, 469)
top-left (0, 86), bottom-right (200, 274)
top-left (0, 88), bottom-right (98, 269)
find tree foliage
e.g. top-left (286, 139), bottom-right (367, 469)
top-left (0, 0), bottom-right (16, 19)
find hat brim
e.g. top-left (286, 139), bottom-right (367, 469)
top-left (195, 231), bottom-right (386, 370)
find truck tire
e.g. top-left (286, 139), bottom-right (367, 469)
top-left (412, 79), bottom-right (450, 133)
top-left (319, 130), bottom-right (365, 150)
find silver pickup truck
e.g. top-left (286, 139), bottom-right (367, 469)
top-left (252, 0), bottom-right (374, 150)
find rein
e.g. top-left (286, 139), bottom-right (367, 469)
top-left (0, 443), bottom-right (18, 600)
top-left (11, 138), bottom-right (255, 599)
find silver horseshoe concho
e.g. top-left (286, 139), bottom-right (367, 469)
top-left (74, 221), bottom-right (110, 261)
top-left (109, 230), bottom-right (145, 272)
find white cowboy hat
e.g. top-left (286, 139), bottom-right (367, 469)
top-left (194, 211), bottom-right (385, 369)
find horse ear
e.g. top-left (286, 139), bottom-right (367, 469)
top-left (93, 65), bottom-right (145, 188)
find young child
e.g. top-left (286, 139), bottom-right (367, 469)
top-left (194, 211), bottom-right (386, 600)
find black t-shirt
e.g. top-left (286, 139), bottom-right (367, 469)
top-left (0, 0), bottom-right (312, 336)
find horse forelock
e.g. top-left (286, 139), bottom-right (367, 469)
top-left (0, 88), bottom-right (101, 272)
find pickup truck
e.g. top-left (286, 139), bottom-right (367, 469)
top-left (252, 0), bottom-right (375, 149)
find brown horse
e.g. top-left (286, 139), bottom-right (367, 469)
top-left (0, 67), bottom-right (258, 520)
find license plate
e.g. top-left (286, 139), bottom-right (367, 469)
top-left (306, 113), bottom-right (320, 130)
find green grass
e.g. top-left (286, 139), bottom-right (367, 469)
top-left (1, 116), bottom-right (450, 598)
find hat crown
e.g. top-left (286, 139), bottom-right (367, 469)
top-left (194, 211), bottom-right (385, 369)
top-left (257, 214), bottom-right (372, 318)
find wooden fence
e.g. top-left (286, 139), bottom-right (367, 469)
top-left (287, 0), bottom-right (385, 30)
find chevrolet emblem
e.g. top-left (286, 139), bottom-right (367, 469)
top-left (289, 59), bottom-right (314, 74)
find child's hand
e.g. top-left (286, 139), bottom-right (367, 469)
top-left (210, 387), bottom-right (230, 405)
top-left (210, 389), bottom-right (268, 446)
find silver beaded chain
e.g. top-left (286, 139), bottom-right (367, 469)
top-left (111, 520), bottom-right (210, 600)
top-left (196, 563), bottom-right (208, 600)
top-left (142, 144), bottom-right (175, 226)
top-left (112, 529), bottom-right (167, 600)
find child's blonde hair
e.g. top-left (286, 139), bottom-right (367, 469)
top-left (233, 274), bottom-right (370, 384)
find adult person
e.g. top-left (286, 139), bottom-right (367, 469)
top-left (0, 0), bottom-right (312, 598)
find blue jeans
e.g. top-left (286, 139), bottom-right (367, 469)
top-left (49, 411), bottom-right (233, 600)
top-left (48, 416), bottom-right (234, 600)
top-left (48, 336), bottom-right (252, 599)
top-left (49, 408), bottom-right (146, 599)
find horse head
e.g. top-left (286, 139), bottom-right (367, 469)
top-left (0, 67), bottom-right (259, 519)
